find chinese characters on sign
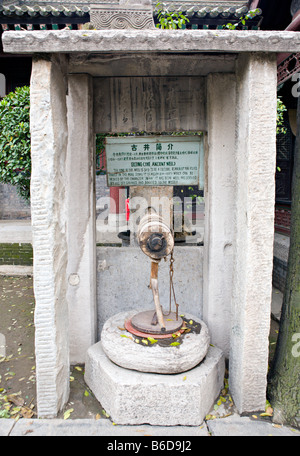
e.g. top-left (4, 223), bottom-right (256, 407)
top-left (105, 136), bottom-right (204, 188)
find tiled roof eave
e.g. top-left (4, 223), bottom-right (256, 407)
top-left (0, 4), bottom-right (90, 18)
top-left (0, 4), bottom-right (262, 24)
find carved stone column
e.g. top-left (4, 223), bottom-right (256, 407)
top-left (30, 55), bottom-right (70, 418)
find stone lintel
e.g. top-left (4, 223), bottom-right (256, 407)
top-left (68, 53), bottom-right (237, 77)
top-left (3, 30), bottom-right (300, 55)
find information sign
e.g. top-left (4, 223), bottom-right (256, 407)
top-left (105, 136), bottom-right (204, 188)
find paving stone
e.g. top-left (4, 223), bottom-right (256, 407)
top-left (9, 419), bottom-right (209, 437)
top-left (0, 419), bottom-right (15, 436)
top-left (207, 414), bottom-right (300, 437)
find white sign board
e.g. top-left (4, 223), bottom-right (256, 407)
top-left (105, 136), bottom-right (204, 188)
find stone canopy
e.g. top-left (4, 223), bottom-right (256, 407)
top-left (3, 28), bottom-right (300, 420)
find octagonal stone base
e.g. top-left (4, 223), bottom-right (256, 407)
top-left (101, 310), bottom-right (210, 374)
top-left (84, 342), bottom-right (225, 426)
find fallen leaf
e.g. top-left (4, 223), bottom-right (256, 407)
top-left (10, 407), bottom-right (21, 415)
top-left (74, 366), bottom-right (82, 371)
top-left (21, 407), bottom-right (34, 419)
top-left (95, 413), bottom-right (101, 420)
top-left (170, 341), bottom-right (180, 346)
top-left (7, 394), bottom-right (24, 407)
top-left (84, 390), bottom-right (89, 397)
top-left (63, 408), bottom-right (74, 420)
top-left (120, 334), bottom-right (133, 340)
top-left (183, 376), bottom-right (187, 381)
top-left (147, 337), bottom-right (158, 344)
top-left (252, 415), bottom-right (258, 419)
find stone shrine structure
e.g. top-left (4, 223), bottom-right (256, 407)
top-left (3, 0), bottom-right (300, 420)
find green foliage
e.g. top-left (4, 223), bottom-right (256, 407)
top-left (277, 97), bottom-right (287, 135)
top-left (0, 86), bottom-right (31, 201)
top-left (156, 2), bottom-right (189, 29)
top-left (223, 9), bottom-right (260, 30)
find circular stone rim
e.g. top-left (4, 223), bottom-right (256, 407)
top-left (101, 310), bottom-right (210, 374)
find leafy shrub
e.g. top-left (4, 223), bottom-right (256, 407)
top-left (0, 86), bottom-right (31, 201)
top-left (155, 2), bottom-right (189, 29)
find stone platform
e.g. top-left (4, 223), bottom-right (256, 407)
top-left (84, 341), bottom-right (225, 426)
top-left (100, 310), bottom-right (210, 374)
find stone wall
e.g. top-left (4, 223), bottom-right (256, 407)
top-left (273, 233), bottom-right (290, 292)
top-left (96, 246), bottom-right (203, 337)
top-left (0, 183), bottom-right (30, 220)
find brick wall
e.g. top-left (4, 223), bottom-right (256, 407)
top-left (275, 205), bottom-right (291, 235)
top-left (0, 243), bottom-right (33, 266)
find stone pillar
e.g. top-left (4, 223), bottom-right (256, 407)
top-left (30, 55), bottom-right (69, 417)
top-left (230, 53), bottom-right (277, 413)
top-left (66, 74), bottom-right (96, 364)
top-left (204, 73), bottom-right (236, 357)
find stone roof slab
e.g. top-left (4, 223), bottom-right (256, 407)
top-left (3, 29), bottom-right (300, 54)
